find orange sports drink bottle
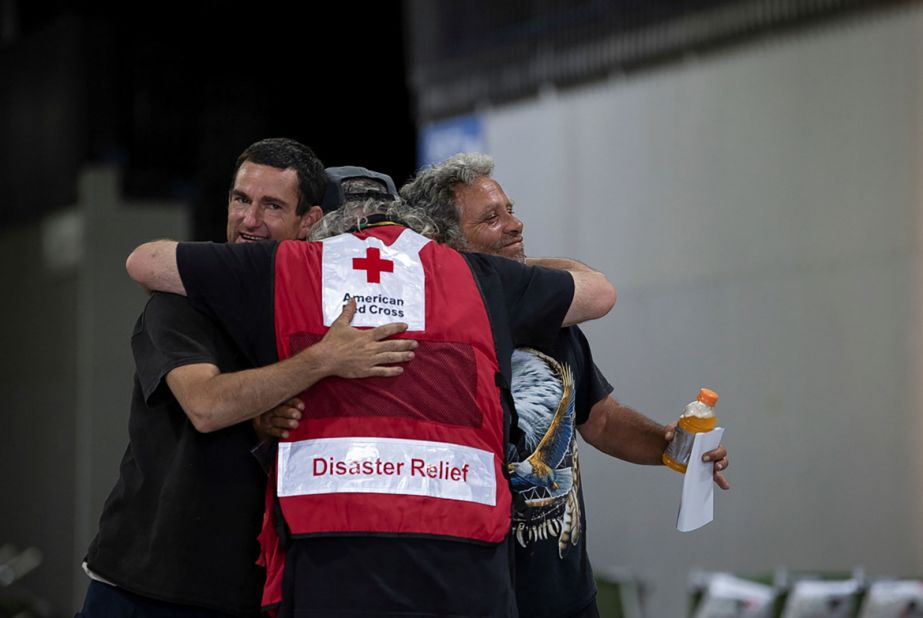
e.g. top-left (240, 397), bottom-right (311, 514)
top-left (662, 388), bottom-right (719, 473)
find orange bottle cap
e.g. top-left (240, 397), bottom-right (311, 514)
top-left (697, 388), bottom-right (719, 407)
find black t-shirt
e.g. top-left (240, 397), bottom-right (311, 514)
top-left (85, 293), bottom-right (267, 616)
top-left (509, 326), bottom-right (613, 618)
top-left (175, 236), bottom-right (576, 617)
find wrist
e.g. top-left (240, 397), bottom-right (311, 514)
top-left (292, 343), bottom-right (330, 382)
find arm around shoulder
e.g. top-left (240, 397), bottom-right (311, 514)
top-left (563, 266), bottom-right (615, 327)
top-left (164, 298), bottom-right (417, 433)
top-left (526, 257), bottom-right (615, 326)
top-left (165, 349), bottom-right (332, 434)
top-left (126, 240), bottom-right (185, 295)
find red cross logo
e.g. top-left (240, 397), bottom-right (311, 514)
top-left (352, 247), bottom-right (394, 283)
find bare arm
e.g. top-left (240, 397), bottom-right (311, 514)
top-left (577, 396), bottom-right (667, 464)
top-left (167, 358), bottom-right (321, 434)
top-left (126, 240), bottom-right (184, 294)
top-left (526, 257), bottom-right (615, 326)
top-left (579, 396), bottom-right (730, 489)
top-left (165, 299), bottom-right (416, 433)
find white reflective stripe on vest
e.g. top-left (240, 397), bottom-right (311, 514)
top-left (277, 436), bottom-right (497, 506)
top-left (321, 229), bottom-right (430, 331)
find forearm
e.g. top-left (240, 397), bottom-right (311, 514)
top-left (168, 296), bottom-right (417, 434)
top-left (578, 396), bottom-right (667, 465)
top-left (169, 345), bottom-right (333, 433)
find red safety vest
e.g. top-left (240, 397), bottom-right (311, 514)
top-left (259, 225), bottom-right (512, 612)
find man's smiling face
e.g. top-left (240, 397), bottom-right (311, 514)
top-left (226, 161), bottom-right (309, 243)
top-left (454, 176), bottom-right (525, 262)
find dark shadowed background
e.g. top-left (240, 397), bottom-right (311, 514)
top-left (0, 2), bottom-right (417, 239)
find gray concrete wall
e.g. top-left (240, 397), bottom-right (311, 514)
top-left (0, 166), bottom-right (188, 614)
top-left (1, 220), bottom-right (79, 616)
top-left (483, 4), bottom-right (923, 615)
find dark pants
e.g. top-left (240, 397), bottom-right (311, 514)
top-left (76, 580), bottom-right (245, 618)
top-left (570, 598), bottom-right (601, 618)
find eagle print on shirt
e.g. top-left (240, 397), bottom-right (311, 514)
top-left (508, 347), bottom-right (582, 558)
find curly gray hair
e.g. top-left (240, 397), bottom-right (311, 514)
top-left (399, 153), bottom-right (494, 250)
top-left (308, 197), bottom-right (442, 242)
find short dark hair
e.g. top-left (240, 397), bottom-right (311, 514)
top-left (230, 138), bottom-right (326, 215)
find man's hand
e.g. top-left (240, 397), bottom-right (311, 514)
top-left (253, 397), bottom-right (304, 440)
top-left (664, 423), bottom-right (730, 490)
top-left (309, 298), bottom-right (417, 379)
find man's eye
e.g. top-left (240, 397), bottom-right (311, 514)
top-left (267, 203), bottom-right (283, 210)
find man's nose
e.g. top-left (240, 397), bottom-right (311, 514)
top-left (242, 203), bottom-right (262, 227)
top-left (506, 213), bottom-right (523, 235)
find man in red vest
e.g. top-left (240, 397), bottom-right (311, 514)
top-left (125, 194), bottom-right (616, 617)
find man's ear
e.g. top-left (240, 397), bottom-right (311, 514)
top-left (298, 205), bottom-right (324, 239)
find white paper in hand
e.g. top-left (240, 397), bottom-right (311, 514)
top-left (676, 427), bottom-right (724, 532)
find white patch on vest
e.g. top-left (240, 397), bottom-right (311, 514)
top-left (321, 229), bottom-right (430, 331)
top-left (277, 436), bottom-right (497, 506)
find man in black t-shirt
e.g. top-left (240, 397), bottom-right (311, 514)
top-left (80, 140), bottom-right (417, 618)
top-left (124, 196), bottom-right (616, 617)
top-left (401, 153), bottom-right (730, 618)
